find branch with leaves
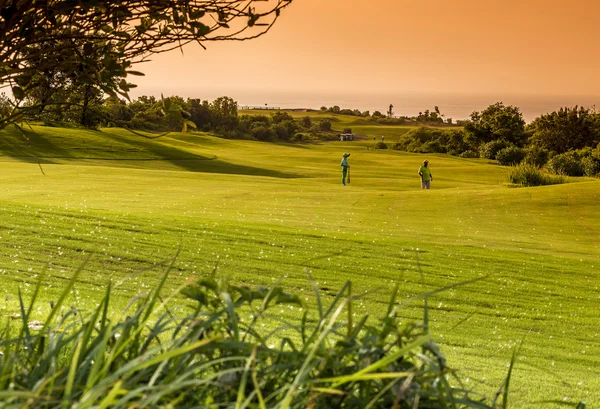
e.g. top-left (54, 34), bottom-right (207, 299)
top-left (0, 0), bottom-right (293, 128)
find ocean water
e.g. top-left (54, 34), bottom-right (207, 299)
top-left (232, 90), bottom-right (600, 123)
top-left (138, 87), bottom-right (600, 123)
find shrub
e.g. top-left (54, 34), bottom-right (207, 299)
top-left (496, 146), bottom-right (525, 166)
top-left (395, 127), bottom-right (466, 154)
top-left (318, 119), bottom-right (332, 131)
top-left (523, 145), bottom-right (549, 168)
top-left (0, 266), bottom-right (519, 408)
top-left (373, 141), bottom-right (388, 149)
top-left (459, 150), bottom-right (479, 158)
top-left (478, 140), bottom-right (510, 159)
top-left (270, 111), bottom-right (294, 124)
top-left (507, 163), bottom-right (568, 186)
top-left (301, 116), bottom-right (312, 128)
top-left (581, 155), bottom-right (600, 177)
top-left (547, 151), bottom-right (584, 176)
top-left (250, 125), bottom-right (277, 141)
top-left (421, 140), bottom-right (447, 153)
top-left (273, 123), bottom-right (289, 140)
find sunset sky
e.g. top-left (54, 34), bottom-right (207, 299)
top-left (132, 0), bottom-right (600, 112)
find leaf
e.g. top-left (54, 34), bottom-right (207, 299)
top-left (190, 10), bottom-right (206, 19)
top-left (180, 286), bottom-right (209, 305)
top-left (126, 70), bottom-right (145, 76)
top-left (12, 86), bottom-right (24, 100)
top-left (190, 21), bottom-right (210, 36)
top-left (14, 75), bottom-right (32, 87)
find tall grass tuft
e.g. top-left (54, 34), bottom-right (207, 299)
top-left (506, 163), bottom-right (567, 187)
top-left (0, 259), bottom-right (584, 408)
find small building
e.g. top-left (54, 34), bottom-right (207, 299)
top-left (339, 133), bottom-right (354, 141)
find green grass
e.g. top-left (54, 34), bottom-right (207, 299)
top-left (0, 124), bottom-right (599, 407)
top-left (240, 109), bottom-right (450, 142)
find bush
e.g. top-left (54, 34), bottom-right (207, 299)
top-left (581, 155), bottom-right (600, 177)
top-left (0, 266), bottom-right (520, 408)
top-left (301, 116), bottom-right (312, 128)
top-left (496, 146), bottom-right (525, 166)
top-left (250, 125), bottom-right (277, 141)
top-left (395, 127), bottom-right (466, 154)
top-left (523, 145), bottom-right (549, 168)
top-left (421, 140), bottom-right (447, 153)
top-left (547, 151), bottom-right (584, 176)
top-left (318, 119), bottom-right (332, 131)
top-left (478, 140), bottom-right (510, 159)
top-left (373, 141), bottom-right (388, 149)
top-left (459, 150), bottom-right (479, 158)
top-left (507, 163), bottom-right (568, 186)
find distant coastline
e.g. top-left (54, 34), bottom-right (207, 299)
top-left (136, 88), bottom-right (600, 123)
top-left (236, 92), bottom-right (600, 123)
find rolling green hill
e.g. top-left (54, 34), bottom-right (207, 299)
top-left (0, 124), bottom-right (598, 407)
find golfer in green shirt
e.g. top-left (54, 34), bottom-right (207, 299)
top-left (341, 153), bottom-right (350, 186)
top-left (418, 160), bottom-right (433, 189)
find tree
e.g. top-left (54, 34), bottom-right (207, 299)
top-left (529, 106), bottom-right (600, 153)
top-left (318, 119), bottom-right (332, 131)
top-left (388, 104), bottom-right (394, 118)
top-left (372, 111), bottom-right (384, 119)
top-left (103, 96), bottom-right (134, 127)
top-left (464, 102), bottom-right (526, 147)
top-left (301, 116), bottom-right (312, 128)
top-left (188, 98), bottom-right (212, 131)
top-left (0, 92), bottom-right (12, 118)
top-left (270, 111), bottom-right (294, 124)
top-left (210, 96), bottom-right (238, 130)
top-left (0, 0), bottom-right (293, 128)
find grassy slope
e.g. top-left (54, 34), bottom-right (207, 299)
top-left (0, 123), bottom-right (599, 407)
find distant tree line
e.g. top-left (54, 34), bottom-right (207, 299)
top-left (393, 102), bottom-right (600, 177)
top-left (0, 92), bottom-right (338, 142)
top-left (318, 104), bottom-right (454, 125)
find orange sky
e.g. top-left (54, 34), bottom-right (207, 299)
top-left (131, 0), bottom-right (600, 101)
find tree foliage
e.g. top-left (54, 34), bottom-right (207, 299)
top-left (0, 0), bottom-right (293, 128)
top-left (464, 102), bottom-right (526, 147)
top-left (529, 106), bottom-right (600, 154)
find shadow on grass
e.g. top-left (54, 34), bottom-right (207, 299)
top-left (0, 127), bottom-right (300, 179)
top-left (0, 125), bottom-right (74, 163)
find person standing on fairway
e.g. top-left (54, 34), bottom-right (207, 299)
top-left (418, 160), bottom-right (433, 189)
top-left (341, 153), bottom-right (350, 186)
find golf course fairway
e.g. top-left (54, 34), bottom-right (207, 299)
top-left (0, 124), bottom-right (598, 407)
